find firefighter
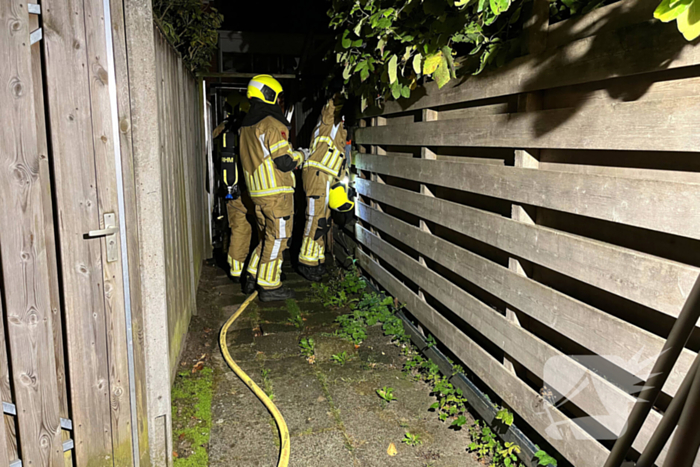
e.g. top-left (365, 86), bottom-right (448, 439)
top-left (239, 75), bottom-right (307, 301)
top-left (220, 123), bottom-right (253, 284)
top-left (297, 97), bottom-right (349, 282)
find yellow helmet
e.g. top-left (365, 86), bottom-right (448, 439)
top-left (329, 182), bottom-right (355, 212)
top-left (247, 75), bottom-right (283, 105)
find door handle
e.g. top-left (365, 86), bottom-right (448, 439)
top-left (86, 226), bottom-right (119, 238)
top-left (83, 213), bottom-right (119, 263)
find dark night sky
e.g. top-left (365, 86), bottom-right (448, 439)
top-left (214, 0), bottom-right (333, 34)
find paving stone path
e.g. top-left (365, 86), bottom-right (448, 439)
top-left (178, 260), bottom-right (481, 467)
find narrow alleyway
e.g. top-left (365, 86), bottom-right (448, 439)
top-left (173, 260), bottom-right (481, 467)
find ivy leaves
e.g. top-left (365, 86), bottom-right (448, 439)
top-left (153, 0), bottom-right (223, 73)
top-left (655, 0), bottom-right (700, 40)
top-left (328, 0), bottom-right (524, 111)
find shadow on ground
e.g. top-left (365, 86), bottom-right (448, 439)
top-left (175, 260), bottom-right (482, 467)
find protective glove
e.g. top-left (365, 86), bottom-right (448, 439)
top-left (300, 148), bottom-right (311, 161)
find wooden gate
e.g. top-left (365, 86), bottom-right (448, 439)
top-left (0, 0), bottom-right (145, 466)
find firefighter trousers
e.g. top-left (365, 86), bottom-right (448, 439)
top-left (299, 168), bottom-right (333, 267)
top-left (226, 196), bottom-right (253, 278)
top-left (246, 193), bottom-right (294, 290)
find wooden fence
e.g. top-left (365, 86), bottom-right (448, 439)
top-left (0, 2), bottom-right (209, 466)
top-left (154, 25), bottom-right (210, 376)
top-left (345, 0), bottom-right (700, 465)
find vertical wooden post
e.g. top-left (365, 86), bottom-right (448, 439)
top-left (418, 109), bottom-right (439, 305)
top-left (0, 2), bottom-right (64, 466)
top-left (504, 92), bottom-right (542, 374)
top-left (368, 117), bottom-right (387, 265)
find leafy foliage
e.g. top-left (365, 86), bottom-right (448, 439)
top-left (534, 447), bottom-right (558, 466)
top-left (153, 0), bottom-right (223, 72)
top-left (654, 0), bottom-right (700, 41)
top-left (496, 407), bottom-right (514, 426)
top-left (327, 0), bottom-right (527, 111)
top-left (311, 261), bottom-right (366, 308)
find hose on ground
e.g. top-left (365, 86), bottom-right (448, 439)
top-left (220, 291), bottom-right (291, 466)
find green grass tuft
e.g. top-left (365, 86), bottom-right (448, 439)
top-left (172, 367), bottom-right (213, 467)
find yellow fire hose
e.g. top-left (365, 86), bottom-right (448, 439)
top-left (219, 291), bottom-right (291, 466)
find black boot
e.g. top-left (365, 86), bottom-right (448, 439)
top-left (258, 286), bottom-right (296, 302)
top-left (242, 273), bottom-right (256, 295)
top-left (298, 264), bottom-right (323, 282)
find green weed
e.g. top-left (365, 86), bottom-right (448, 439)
top-left (402, 432), bottom-right (423, 447)
top-left (376, 386), bottom-right (397, 405)
top-left (286, 299), bottom-right (304, 328)
top-left (299, 337), bottom-right (316, 358)
top-left (261, 368), bottom-right (274, 401)
top-left (331, 351), bottom-right (351, 365)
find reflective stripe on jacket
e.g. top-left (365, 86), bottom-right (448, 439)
top-left (240, 116), bottom-right (303, 198)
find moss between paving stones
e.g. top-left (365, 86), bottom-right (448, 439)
top-left (172, 367), bottom-right (213, 467)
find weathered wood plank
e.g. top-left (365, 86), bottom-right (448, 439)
top-left (177, 63), bottom-right (197, 318)
top-left (355, 202), bottom-right (695, 398)
top-left (368, 16), bottom-right (700, 117)
top-left (42, 0), bottom-right (115, 463)
top-left (0, 1), bottom-right (64, 465)
top-left (356, 251), bottom-right (611, 467)
top-left (358, 96), bottom-right (700, 152)
top-left (83, 0), bottom-right (136, 463)
top-left (354, 177), bottom-right (699, 320)
top-left (354, 153), bottom-right (700, 241)
top-left (357, 223), bottom-right (684, 465)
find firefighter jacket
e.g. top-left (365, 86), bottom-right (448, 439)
top-left (304, 101), bottom-right (348, 178)
top-left (240, 115), bottom-right (304, 198)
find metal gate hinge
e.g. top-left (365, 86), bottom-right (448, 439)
top-left (29, 28), bottom-right (42, 45)
top-left (85, 213), bottom-right (119, 262)
top-left (28, 4), bottom-right (41, 14)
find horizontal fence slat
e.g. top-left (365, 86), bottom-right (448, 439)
top-left (354, 177), bottom-right (699, 318)
top-left (368, 17), bottom-right (700, 117)
top-left (357, 250), bottom-right (611, 467)
top-left (355, 201), bottom-right (695, 398)
top-left (356, 224), bottom-right (675, 464)
top-left (358, 97), bottom-right (700, 152)
top-left (355, 153), bottom-right (700, 249)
